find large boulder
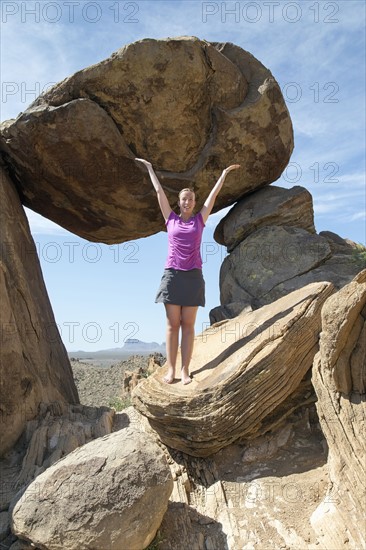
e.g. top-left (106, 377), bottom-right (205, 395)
top-left (133, 282), bottom-right (334, 457)
top-left (11, 428), bottom-right (173, 550)
top-left (219, 225), bottom-right (332, 308)
top-left (0, 37), bottom-right (293, 243)
top-left (0, 402), bottom-right (115, 542)
top-left (311, 270), bottom-right (366, 549)
top-left (0, 163), bottom-right (79, 456)
top-left (214, 185), bottom-right (316, 252)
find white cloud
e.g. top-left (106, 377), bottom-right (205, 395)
top-left (314, 202), bottom-right (341, 215)
top-left (347, 211), bottom-right (366, 222)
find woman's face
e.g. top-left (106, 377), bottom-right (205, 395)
top-left (178, 190), bottom-right (196, 216)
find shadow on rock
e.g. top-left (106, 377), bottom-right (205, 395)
top-left (159, 501), bottom-right (229, 550)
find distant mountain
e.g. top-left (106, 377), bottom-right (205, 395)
top-left (122, 338), bottom-right (164, 351)
top-left (68, 339), bottom-right (166, 360)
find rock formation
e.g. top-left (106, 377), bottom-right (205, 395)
top-left (311, 270), bottom-right (366, 549)
top-left (123, 355), bottom-right (162, 395)
top-left (11, 428), bottom-right (173, 550)
top-left (213, 185), bottom-right (363, 320)
top-left (112, 405), bottom-right (330, 550)
top-left (16, 402), bottom-right (115, 486)
top-left (0, 37), bottom-right (293, 243)
top-left (133, 281), bottom-right (334, 456)
top-left (0, 163), bottom-right (79, 457)
top-left (0, 34), bottom-right (364, 550)
top-left (0, 401), bottom-right (115, 549)
top-left (214, 184), bottom-right (316, 251)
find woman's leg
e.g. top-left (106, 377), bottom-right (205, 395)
top-left (164, 304), bottom-right (182, 383)
top-left (180, 306), bottom-right (198, 385)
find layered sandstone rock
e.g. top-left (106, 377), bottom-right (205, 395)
top-left (0, 37), bottom-right (293, 243)
top-left (0, 164), bottom-right (79, 456)
top-left (133, 282), bottom-right (334, 457)
top-left (311, 270), bottom-right (366, 549)
top-left (0, 401), bottom-right (115, 545)
top-left (215, 185), bottom-right (364, 315)
top-left (12, 428), bottom-right (173, 550)
top-left (16, 402), bottom-right (115, 486)
top-left (209, 301), bottom-right (252, 324)
top-left (122, 355), bottom-right (162, 395)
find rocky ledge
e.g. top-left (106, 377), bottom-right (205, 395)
top-left (133, 281), bottom-right (334, 456)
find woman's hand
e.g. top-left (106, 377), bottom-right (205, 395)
top-left (223, 164), bottom-right (241, 175)
top-left (200, 164), bottom-right (240, 224)
top-left (135, 158), bottom-right (152, 169)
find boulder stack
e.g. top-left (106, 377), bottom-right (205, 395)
top-left (213, 185), bottom-right (363, 321)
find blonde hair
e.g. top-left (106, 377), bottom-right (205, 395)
top-left (178, 188), bottom-right (195, 199)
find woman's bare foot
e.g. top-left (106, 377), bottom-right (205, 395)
top-left (181, 367), bottom-right (192, 385)
top-left (163, 366), bottom-right (175, 384)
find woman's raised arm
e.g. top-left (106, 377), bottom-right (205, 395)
top-left (135, 158), bottom-right (172, 221)
top-left (200, 164), bottom-right (240, 224)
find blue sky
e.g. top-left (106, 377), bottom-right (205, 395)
top-left (1, 0), bottom-right (365, 351)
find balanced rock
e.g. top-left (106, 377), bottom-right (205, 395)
top-left (311, 270), bottom-right (366, 549)
top-left (12, 428), bottom-right (173, 550)
top-left (133, 282), bottom-right (334, 457)
top-left (214, 185), bottom-right (315, 252)
top-left (0, 164), bottom-right (78, 457)
top-left (0, 37), bottom-right (293, 243)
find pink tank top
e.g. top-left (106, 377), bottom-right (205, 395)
top-left (164, 211), bottom-right (205, 271)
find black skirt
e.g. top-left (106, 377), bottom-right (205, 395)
top-left (155, 268), bottom-right (205, 307)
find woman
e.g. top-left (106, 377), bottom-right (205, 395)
top-left (135, 158), bottom-right (240, 385)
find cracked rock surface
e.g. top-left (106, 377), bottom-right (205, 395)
top-left (0, 36), bottom-right (293, 243)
